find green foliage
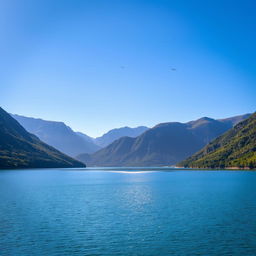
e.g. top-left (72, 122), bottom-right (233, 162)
top-left (179, 113), bottom-right (256, 169)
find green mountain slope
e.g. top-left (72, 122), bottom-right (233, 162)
top-left (0, 107), bottom-right (85, 169)
top-left (179, 113), bottom-right (256, 169)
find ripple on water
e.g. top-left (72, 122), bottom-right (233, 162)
top-left (0, 168), bottom-right (256, 255)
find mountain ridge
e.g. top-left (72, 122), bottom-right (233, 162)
top-left (178, 113), bottom-right (256, 169)
top-left (0, 107), bottom-right (85, 169)
top-left (12, 114), bottom-right (100, 157)
top-left (94, 126), bottom-right (149, 147)
top-left (77, 114), bottom-right (250, 167)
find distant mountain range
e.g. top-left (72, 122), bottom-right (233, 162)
top-left (12, 114), bottom-right (149, 157)
top-left (94, 126), bottom-right (149, 147)
top-left (12, 114), bottom-right (101, 157)
top-left (0, 107), bottom-right (85, 169)
top-left (77, 114), bottom-right (251, 167)
top-left (179, 113), bottom-right (256, 169)
top-left (7, 110), bottom-right (253, 169)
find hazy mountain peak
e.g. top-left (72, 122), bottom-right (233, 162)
top-left (218, 113), bottom-right (251, 126)
top-left (154, 122), bottom-right (185, 129)
top-left (12, 114), bottom-right (100, 157)
top-left (94, 126), bottom-right (149, 147)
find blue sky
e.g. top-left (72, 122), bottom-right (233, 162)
top-left (0, 0), bottom-right (255, 137)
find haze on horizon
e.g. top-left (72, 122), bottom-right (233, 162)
top-left (0, 0), bottom-right (255, 137)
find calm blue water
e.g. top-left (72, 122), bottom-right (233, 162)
top-left (0, 168), bottom-right (256, 256)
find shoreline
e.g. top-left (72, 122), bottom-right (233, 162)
top-left (175, 166), bottom-right (255, 171)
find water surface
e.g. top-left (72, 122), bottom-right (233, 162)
top-left (0, 168), bottom-right (256, 255)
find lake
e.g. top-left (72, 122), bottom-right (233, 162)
top-left (0, 168), bottom-right (256, 255)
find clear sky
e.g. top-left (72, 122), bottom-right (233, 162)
top-left (0, 0), bottom-right (255, 137)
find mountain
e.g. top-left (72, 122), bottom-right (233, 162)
top-left (94, 126), bottom-right (149, 147)
top-left (0, 107), bottom-right (85, 169)
top-left (77, 114), bottom-right (250, 167)
top-left (76, 132), bottom-right (95, 144)
top-left (179, 113), bottom-right (256, 169)
top-left (218, 114), bottom-right (251, 126)
top-left (12, 114), bottom-right (101, 157)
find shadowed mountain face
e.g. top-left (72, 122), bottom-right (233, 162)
top-left (12, 115), bottom-right (100, 157)
top-left (94, 126), bottom-right (149, 147)
top-left (0, 107), bottom-right (85, 169)
top-left (77, 114), bottom-right (250, 167)
top-left (179, 113), bottom-right (256, 169)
